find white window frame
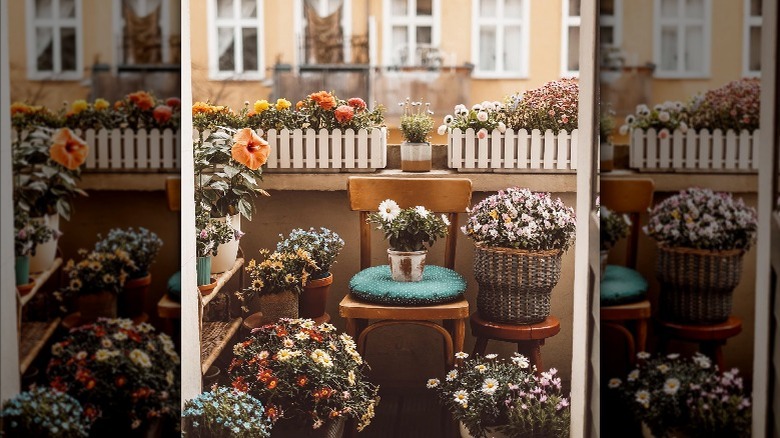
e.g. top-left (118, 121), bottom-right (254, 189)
top-left (561, 0), bottom-right (622, 77)
top-left (471, 0), bottom-right (530, 79)
top-left (381, 0), bottom-right (441, 68)
top-left (207, 0), bottom-right (264, 81)
top-left (294, 0), bottom-right (353, 67)
top-left (742, 0), bottom-right (761, 77)
top-left (25, 0), bottom-right (83, 80)
top-left (112, 0), bottom-right (172, 65)
top-left (652, 0), bottom-right (711, 79)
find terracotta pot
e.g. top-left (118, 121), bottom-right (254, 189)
top-left (387, 249), bottom-right (427, 282)
top-left (300, 273), bottom-right (333, 319)
top-left (258, 290), bottom-right (298, 324)
top-left (120, 273), bottom-right (151, 318)
top-left (401, 141), bottom-right (432, 172)
top-left (29, 213), bottom-right (59, 274)
top-left (210, 215), bottom-right (240, 274)
top-left (77, 291), bottom-right (118, 323)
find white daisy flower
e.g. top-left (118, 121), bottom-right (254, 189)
top-left (484, 353), bottom-right (498, 360)
top-left (455, 352), bottom-right (469, 360)
top-left (636, 351), bottom-right (651, 360)
top-left (441, 214), bottom-right (451, 226)
top-left (693, 353), bottom-right (711, 369)
top-left (443, 115), bottom-right (454, 125)
top-left (635, 390), bottom-right (651, 408)
top-left (453, 390), bottom-right (469, 404)
top-left (474, 364), bottom-right (488, 373)
top-left (511, 354), bottom-right (530, 369)
top-left (283, 338), bottom-right (295, 348)
top-left (481, 378), bottom-right (499, 395)
top-left (95, 349), bottom-right (113, 361)
top-left (414, 206), bottom-right (429, 218)
top-left (618, 124), bottom-right (629, 136)
top-left (437, 124), bottom-right (448, 135)
top-left (663, 378), bottom-right (681, 395)
top-left (627, 369), bottom-right (640, 381)
top-left (129, 349), bottom-right (152, 368)
top-left (666, 353), bottom-right (680, 360)
top-left (277, 349), bottom-right (294, 361)
top-left (472, 104), bottom-right (483, 111)
top-left (378, 199), bottom-right (401, 222)
top-left (608, 378), bottom-right (622, 388)
top-left (426, 378), bottom-right (440, 388)
top-left (656, 364), bottom-right (670, 374)
top-left (446, 370), bottom-right (458, 381)
top-left (295, 331), bottom-right (309, 340)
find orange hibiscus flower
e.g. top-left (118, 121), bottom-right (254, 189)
top-left (50, 128), bottom-right (89, 170)
top-left (231, 128), bottom-right (270, 170)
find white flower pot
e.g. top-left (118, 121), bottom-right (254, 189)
top-left (210, 215), bottom-right (240, 274)
top-left (401, 141), bottom-right (432, 171)
top-left (387, 249), bottom-right (427, 282)
top-left (459, 421), bottom-right (509, 438)
top-left (29, 213), bottom-right (59, 274)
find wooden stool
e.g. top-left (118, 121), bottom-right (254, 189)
top-left (470, 312), bottom-right (560, 376)
top-left (657, 316), bottom-right (742, 371)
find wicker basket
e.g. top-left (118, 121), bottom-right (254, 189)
top-left (474, 244), bottom-right (563, 324)
top-left (656, 246), bottom-right (744, 324)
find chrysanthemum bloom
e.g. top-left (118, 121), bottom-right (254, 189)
top-left (348, 97), bottom-right (367, 110)
top-left (165, 97), bottom-right (181, 108)
top-left (231, 128), bottom-right (270, 170)
top-left (128, 91), bottom-right (154, 111)
top-left (10, 102), bottom-right (33, 115)
top-left (254, 99), bottom-right (270, 113)
top-left (50, 128), bottom-right (89, 170)
top-left (276, 98), bottom-right (292, 110)
top-left (153, 105), bottom-right (173, 124)
top-left (192, 102), bottom-right (212, 114)
top-left (93, 98), bottom-right (110, 110)
top-left (296, 100), bottom-right (305, 110)
top-left (71, 99), bottom-right (88, 114)
top-left (311, 91), bottom-right (336, 110)
top-left (335, 105), bottom-right (355, 124)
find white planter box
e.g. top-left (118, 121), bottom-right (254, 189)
top-left (265, 127), bottom-right (387, 172)
top-left (629, 128), bottom-right (760, 172)
top-left (447, 128), bottom-right (578, 172)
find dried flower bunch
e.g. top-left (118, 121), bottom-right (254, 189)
top-left (609, 352), bottom-right (751, 438)
top-left (182, 387), bottom-right (273, 438)
top-left (275, 227), bottom-right (345, 279)
top-left (367, 200), bottom-right (449, 252)
top-left (644, 187), bottom-right (757, 251)
top-left (504, 78), bottom-right (579, 132)
top-left (399, 98), bottom-right (435, 143)
top-left (428, 352), bottom-right (570, 438)
top-left (14, 208), bottom-right (56, 257)
top-left (195, 212), bottom-right (240, 257)
top-left (462, 187), bottom-right (576, 251)
top-left (47, 318), bottom-right (180, 431)
top-left (229, 318), bottom-right (380, 432)
top-left (94, 227), bottom-right (163, 278)
top-left (600, 206), bottom-right (631, 251)
top-left (63, 248), bottom-right (137, 296)
top-left (1, 386), bottom-right (93, 437)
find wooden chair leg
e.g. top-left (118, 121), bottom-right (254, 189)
top-left (472, 337), bottom-right (488, 357)
top-left (453, 318), bottom-right (465, 359)
top-left (518, 341), bottom-right (543, 376)
top-left (701, 341), bottom-right (726, 372)
top-left (635, 318), bottom-right (648, 354)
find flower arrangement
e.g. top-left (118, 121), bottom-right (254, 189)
top-left (689, 78), bottom-right (760, 132)
top-left (291, 91), bottom-right (384, 131)
top-left (399, 98), bottom-right (435, 143)
top-left (182, 387), bottom-right (273, 438)
top-left (229, 318), bottom-right (380, 431)
top-left (428, 352), bottom-right (570, 438)
top-left (600, 206), bottom-right (631, 251)
top-left (94, 227), bottom-right (163, 278)
top-left (195, 212), bottom-right (239, 257)
top-left (367, 200), bottom-right (448, 252)
top-left (644, 187), bottom-right (757, 251)
top-left (275, 227), bottom-right (345, 279)
top-left (62, 249), bottom-right (136, 296)
top-left (1, 387), bottom-right (93, 437)
top-left (609, 352), bottom-right (751, 438)
top-left (618, 101), bottom-right (690, 138)
top-left (14, 209), bottom-right (55, 257)
top-left (438, 100), bottom-right (506, 138)
top-left (239, 249), bottom-right (319, 307)
top-left (462, 188), bottom-right (576, 251)
top-left (46, 318), bottom-right (180, 430)
top-left (504, 79), bottom-right (579, 133)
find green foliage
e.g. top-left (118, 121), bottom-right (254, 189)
top-left (367, 200), bottom-right (448, 252)
top-left (399, 99), bottom-right (435, 143)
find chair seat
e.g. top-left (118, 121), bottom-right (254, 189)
top-left (167, 271), bottom-right (181, 302)
top-left (349, 265), bottom-right (466, 306)
top-left (601, 265), bottom-right (647, 306)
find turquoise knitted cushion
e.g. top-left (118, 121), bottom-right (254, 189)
top-left (601, 265), bottom-right (647, 306)
top-left (167, 271), bottom-right (181, 302)
top-left (349, 265), bottom-right (466, 305)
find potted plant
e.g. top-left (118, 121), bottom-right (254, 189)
top-left (183, 387), bottom-right (273, 437)
top-left (462, 187), bottom-right (576, 323)
top-left (428, 352), bottom-right (570, 438)
top-left (599, 205), bottom-right (631, 278)
top-left (1, 386), bottom-right (94, 437)
top-left (239, 248), bottom-right (318, 324)
top-left (95, 227), bottom-right (163, 318)
top-left (367, 200), bottom-right (448, 282)
top-left (14, 208), bottom-right (55, 289)
top-left (276, 228), bottom-right (345, 319)
top-left (644, 187), bottom-right (757, 323)
top-left (61, 250), bottom-right (136, 322)
top-left (600, 109), bottom-right (615, 171)
top-left (195, 212), bottom-right (237, 290)
top-left (608, 352), bottom-right (751, 438)
top-left (229, 318), bottom-right (380, 437)
top-left (47, 318), bottom-right (180, 435)
top-left (399, 98), bottom-right (435, 171)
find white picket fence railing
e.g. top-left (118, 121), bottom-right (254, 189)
top-left (12, 128), bottom-right (180, 171)
top-left (447, 128), bottom-right (578, 172)
top-left (629, 128), bottom-right (760, 172)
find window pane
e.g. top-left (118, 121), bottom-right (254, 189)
top-left (35, 0), bottom-right (53, 18)
top-left (505, 0), bottom-right (523, 17)
top-left (660, 0), bottom-right (678, 18)
top-left (568, 0), bottom-right (580, 16)
top-left (416, 0), bottom-right (432, 15)
top-left (567, 25), bottom-right (580, 71)
top-left (392, 26), bottom-right (408, 64)
top-left (35, 27), bottom-right (54, 71)
top-left (684, 25), bottom-right (704, 72)
top-left (749, 25), bottom-right (761, 71)
top-left (391, 0), bottom-right (407, 15)
top-left (242, 27), bottom-right (258, 71)
top-left (685, 0), bottom-right (704, 18)
top-left (60, 0), bottom-right (76, 18)
top-left (217, 0), bottom-right (233, 18)
top-left (479, 26), bottom-right (496, 71)
top-left (600, 0), bottom-right (615, 16)
top-left (480, 0), bottom-right (496, 17)
top-left (600, 25), bottom-right (614, 46)
top-left (504, 25), bottom-right (522, 72)
top-left (660, 26), bottom-right (678, 70)
top-left (218, 27), bottom-right (235, 71)
top-left (751, 0), bottom-right (762, 16)
top-left (61, 27), bottom-right (77, 71)
top-left (416, 26), bottom-right (432, 44)
top-left (241, 0), bottom-right (256, 17)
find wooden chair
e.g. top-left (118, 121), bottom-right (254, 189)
top-left (600, 178), bottom-right (654, 363)
top-left (657, 316), bottom-right (742, 372)
top-left (339, 177), bottom-right (472, 370)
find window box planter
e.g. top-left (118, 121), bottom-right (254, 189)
top-left (629, 128), bottom-right (760, 172)
top-left (447, 128), bottom-right (578, 172)
top-left (264, 127), bottom-right (387, 172)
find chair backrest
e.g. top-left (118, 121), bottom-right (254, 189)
top-left (347, 177), bottom-right (473, 270)
top-left (166, 176), bottom-right (181, 212)
top-left (600, 178), bottom-right (654, 269)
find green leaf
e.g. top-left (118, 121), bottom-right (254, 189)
top-left (223, 165), bottom-right (240, 178)
top-left (237, 199), bottom-right (252, 221)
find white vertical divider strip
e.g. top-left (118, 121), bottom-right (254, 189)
top-left (180, 0), bottom-right (201, 407)
top-left (646, 128), bottom-right (657, 169)
top-left (476, 134), bottom-right (488, 169)
top-left (450, 129), bottom-right (461, 168)
top-left (0, 0), bottom-right (21, 400)
top-left (292, 129), bottom-right (304, 168)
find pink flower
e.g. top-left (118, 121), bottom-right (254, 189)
top-left (477, 129), bottom-right (488, 140)
top-left (334, 105), bottom-right (354, 124)
top-left (347, 98), bottom-right (366, 110)
top-left (165, 97), bottom-right (181, 108)
top-left (153, 105), bottom-right (173, 124)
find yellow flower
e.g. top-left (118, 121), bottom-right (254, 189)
top-left (489, 210), bottom-right (499, 220)
top-left (276, 98), bottom-right (292, 111)
top-left (94, 98), bottom-right (109, 110)
top-left (71, 100), bottom-right (88, 114)
top-left (69, 278), bottom-right (83, 290)
top-left (254, 99), bottom-right (270, 113)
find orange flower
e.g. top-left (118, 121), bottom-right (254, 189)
top-left (297, 376), bottom-right (309, 387)
top-left (334, 105), bottom-right (354, 124)
top-left (85, 379), bottom-right (96, 390)
top-left (267, 378), bottom-right (278, 389)
top-left (231, 128), bottom-right (270, 170)
top-left (165, 97), bottom-right (181, 108)
top-left (296, 100), bottom-right (304, 110)
top-left (233, 376), bottom-right (248, 392)
top-left (11, 102), bottom-right (32, 115)
top-left (115, 376), bottom-right (127, 387)
top-left (128, 91), bottom-right (154, 110)
top-left (50, 128), bottom-right (89, 170)
top-left (266, 406), bottom-right (278, 420)
top-left (310, 91), bottom-right (336, 110)
top-left (153, 105), bottom-right (173, 124)
top-left (192, 102), bottom-right (212, 114)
